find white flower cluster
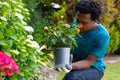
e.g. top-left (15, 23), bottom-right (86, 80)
top-left (25, 36), bottom-right (40, 50)
top-left (24, 25), bottom-right (40, 50)
top-left (51, 3), bottom-right (60, 9)
top-left (0, 2), bottom-right (9, 7)
top-left (24, 26), bottom-right (46, 51)
top-left (63, 23), bottom-right (70, 28)
top-left (10, 50), bottom-right (20, 55)
top-left (24, 26), bottom-right (34, 34)
top-left (0, 16), bottom-right (7, 21)
top-left (15, 13), bottom-right (23, 20)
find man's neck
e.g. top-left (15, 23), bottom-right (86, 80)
top-left (89, 23), bottom-right (98, 31)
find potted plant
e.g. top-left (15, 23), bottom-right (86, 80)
top-left (43, 21), bottom-right (78, 48)
top-left (43, 20), bottom-right (79, 69)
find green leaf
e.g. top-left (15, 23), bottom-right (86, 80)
top-left (9, 35), bottom-right (17, 40)
top-left (61, 38), bottom-right (66, 44)
top-left (0, 40), bottom-right (6, 46)
top-left (0, 34), bottom-right (4, 39)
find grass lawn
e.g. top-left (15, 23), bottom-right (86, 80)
top-left (57, 63), bottom-right (120, 80)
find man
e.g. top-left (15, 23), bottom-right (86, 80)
top-left (56, 0), bottom-right (110, 80)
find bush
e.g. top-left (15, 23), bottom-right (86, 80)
top-left (0, 0), bottom-right (42, 79)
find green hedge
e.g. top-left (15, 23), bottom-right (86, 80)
top-left (0, 0), bottom-right (43, 79)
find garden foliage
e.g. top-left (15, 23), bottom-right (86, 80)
top-left (0, 0), bottom-right (42, 79)
top-left (100, 0), bottom-right (120, 54)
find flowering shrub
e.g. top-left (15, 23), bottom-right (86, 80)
top-left (0, 51), bottom-right (19, 76)
top-left (43, 21), bottom-right (78, 48)
top-left (0, 0), bottom-right (42, 80)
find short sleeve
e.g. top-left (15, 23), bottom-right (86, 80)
top-left (90, 34), bottom-right (110, 58)
top-left (70, 19), bottom-right (77, 28)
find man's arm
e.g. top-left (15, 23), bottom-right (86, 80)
top-left (72, 54), bottom-right (97, 70)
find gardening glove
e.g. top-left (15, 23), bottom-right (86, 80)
top-left (55, 54), bottom-right (73, 73)
top-left (56, 64), bottom-right (72, 73)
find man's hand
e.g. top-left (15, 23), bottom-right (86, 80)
top-left (55, 54), bottom-right (73, 73)
top-left (55, 64), bottom-right (72, 73)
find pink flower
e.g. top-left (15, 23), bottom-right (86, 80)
top-left (0, 51), bottom-right (19, 76)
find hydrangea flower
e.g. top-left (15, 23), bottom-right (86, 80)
top-left (24, 26), bottom-right (34, 34)
top-left (0, 17), bottom-right (7, 21)
top-left (25, 39), bottom-right (40, 50)
top-left (27, 35), bottom-right (33, 40)
top-left (15, 13), bottom-right (23, 20)
top-left (31, 41), bottom-right (40, 50)
top-left (0, 51), bottom-right (19, 76)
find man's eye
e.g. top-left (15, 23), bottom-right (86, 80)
top-left (77, 20), bottom-right (80, 24)
top-left (77, 21), bottom-right (86, 25)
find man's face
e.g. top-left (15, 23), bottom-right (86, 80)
top-left (76, 12), bottom-right (96, 32)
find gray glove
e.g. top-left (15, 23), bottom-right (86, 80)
top-left (55, 54), bottom-right (73, 73)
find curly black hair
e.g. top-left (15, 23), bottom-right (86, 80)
top-left (75, 0), bottom-right (101, 21)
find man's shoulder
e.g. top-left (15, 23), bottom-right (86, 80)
top-left (97, 24), bottom-right (110, 37)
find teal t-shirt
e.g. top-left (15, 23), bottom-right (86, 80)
top-left (72, 23), bottom-right (110, 72)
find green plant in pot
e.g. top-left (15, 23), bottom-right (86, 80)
top-left (43, 21), bottom-right (78, 48)
top-left (43, 20), bottom-right (79, 72)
